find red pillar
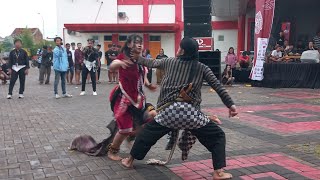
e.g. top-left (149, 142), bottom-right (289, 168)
top-left (143, 0), bottom-right (149, 24)
top-left (143, 34), bottom-right (149, 49)
top-left (237, 15), bottom-right (246, 56)
top-left (175, 0), bottom-right (183, 54)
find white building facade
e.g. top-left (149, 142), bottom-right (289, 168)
top-left (56, 0), bottom-right (256, 64)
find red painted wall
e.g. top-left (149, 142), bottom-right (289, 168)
top-left (212, 21), bottom-right (238, 30)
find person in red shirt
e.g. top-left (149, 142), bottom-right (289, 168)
top-left (107, 34), bottom-right (156, 161)
top-left (239, 51), bottom-right (250, 69)
top-left (74, 43), bottom-right (84, 85)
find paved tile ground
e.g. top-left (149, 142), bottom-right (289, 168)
top-left (1, 68), bottom-right (320, 180)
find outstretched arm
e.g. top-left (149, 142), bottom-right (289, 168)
top-left (203, 65), bottom-right (237, 117)
top-left (109, 59), bottom-right (133, 71)
top-left (136, 56), bottom-right (165, 69)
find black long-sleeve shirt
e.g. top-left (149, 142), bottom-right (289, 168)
top-left (8, 49), bottom-right (30, 69)
top-left (83, 47), bottom-right (98, 62)
top-left (137, 57), bottom-right (235, 109)
top-left (41, 50), bottom-right (53, 67)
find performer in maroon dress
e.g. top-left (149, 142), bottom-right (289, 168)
top-left (107, 34), bottom-right (156, 160)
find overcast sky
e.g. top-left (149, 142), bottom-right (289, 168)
top-left (0, 0), bottom-right (57, 38)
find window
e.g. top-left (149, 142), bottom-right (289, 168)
top-left (218, 35), bottom-right (224, 41)
top-left (92, 36), bottom-right (99, 41)
top-left (104, 35), bottom-right (112, 41)
top-left (119, 35), bottom-right (128, 41)
top-left (150, 35), bottom-right (161, 41)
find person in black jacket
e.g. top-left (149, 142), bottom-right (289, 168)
top-left (7, 39), bottom-right (30, 99)
top-left (39, 45), bottom-right (53, 84)
top-left (80, 39), bottom-right (99, 96)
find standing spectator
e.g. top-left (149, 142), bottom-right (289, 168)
top-left (53, 37), bottom-right (72, 99)
top-left (96, 44), bottom-right (102, 84)
top-left (225, 47), bottom-right (237, 70)
top-left (155, 48), bottom-right (168, 84)
top-left (276, 31), bottom-right (285, 46)
top-left (65, 43), bottom-right (74, 84)
top-left (39, 45), bottom-right (53, 84)
top-left (74, 43), bottom-right (84, 85)
top-left (70, 42), bottom-right (76, 63)
top-left (80, 39), bottom-right (98, 96)
top-left (142, 49), bottom-right (152, 83)
top-left (37, 48), bottom-right (42, 81)
top-left (7, 39), bottom-right (30, 99)
top-left (105, 44), bottom-right (119, 83)
top-left (313, 30), bottom-right (320, 49)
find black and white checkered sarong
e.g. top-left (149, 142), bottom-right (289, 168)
top-left (155, 102), bottom-right (210, 129)
top-left (155, 102), bottom-right (210, 160)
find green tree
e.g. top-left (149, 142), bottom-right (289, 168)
top-left (19, 28), bottom-right (34, 49)
top-left (1, 36), bottom-right (13, 52)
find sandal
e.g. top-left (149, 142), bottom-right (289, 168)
top-left (213, 170), bottom-right (233, 180)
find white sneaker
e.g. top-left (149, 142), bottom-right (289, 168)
top-left (18, 94), bottom-right (24, 99)
top-left (55, 94), bottom-right (61, 99)
top-left (80, 91), bottom-right (86, 96)
top-left (62, 94), bottom-right (73, 98)
top-left (93, 91), bottom-right (97, 96)
top-left (7, 95), bottom-right (12, 99)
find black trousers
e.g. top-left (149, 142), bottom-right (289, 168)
top-left (81, 67), bottom-right (96, 91)
top-left (39, 65), bottom-right (51, 84)
top-left (147, 68), bottom-right (152, 83)
top-left (130, 121), bottom-right (226, 170)
top-left (9, 68), bottom-right (26, 95)
top-left (97, 67), bottom-right (101, 80)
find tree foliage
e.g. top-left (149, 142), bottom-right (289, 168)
top-left (19, 28), bottom-right (34, 49)
top-left (0, 36), bottom-right (14, 52)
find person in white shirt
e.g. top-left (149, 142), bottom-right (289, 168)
top-left (270, 45), bottom-right (284, 62)
top-left (70, 42), bottom-right (76, 63)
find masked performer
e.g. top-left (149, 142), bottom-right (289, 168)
top-left (116, 37), bottom-right (237, 180)
top-left (107, 34), bottom-right (157, 161)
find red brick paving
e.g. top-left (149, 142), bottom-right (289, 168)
top-left (204, 103), bottom-right (320, 134)
top-left (271, 91), bottom-right (320, 100)
top-left (170, 153), bottom-right (320, 180)
top-left (241, 172), bottom-right (287, 180)
top-left (272, 111), bottom-right (317, 119)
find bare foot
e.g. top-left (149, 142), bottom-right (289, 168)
top-left (121, 157), bottom-right (133, 168)
top-left (107, 151), bottom-right (122, 161)
top-left (213, 170), bottom-right (232, 180)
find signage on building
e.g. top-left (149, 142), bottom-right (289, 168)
top-left (194, 37), bottom-right (213, 51)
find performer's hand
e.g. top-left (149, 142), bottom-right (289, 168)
top-left (8, 69), bottom-right (12, 75)
top-left (209, 115), bottom-right (222, 125)
top-left (25, 69), bottom-right (29, 75)
top-left (229, 105), bottom-right (238, 118)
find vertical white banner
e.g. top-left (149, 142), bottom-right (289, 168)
top-left (251, 38), bottom-right (269, 81)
